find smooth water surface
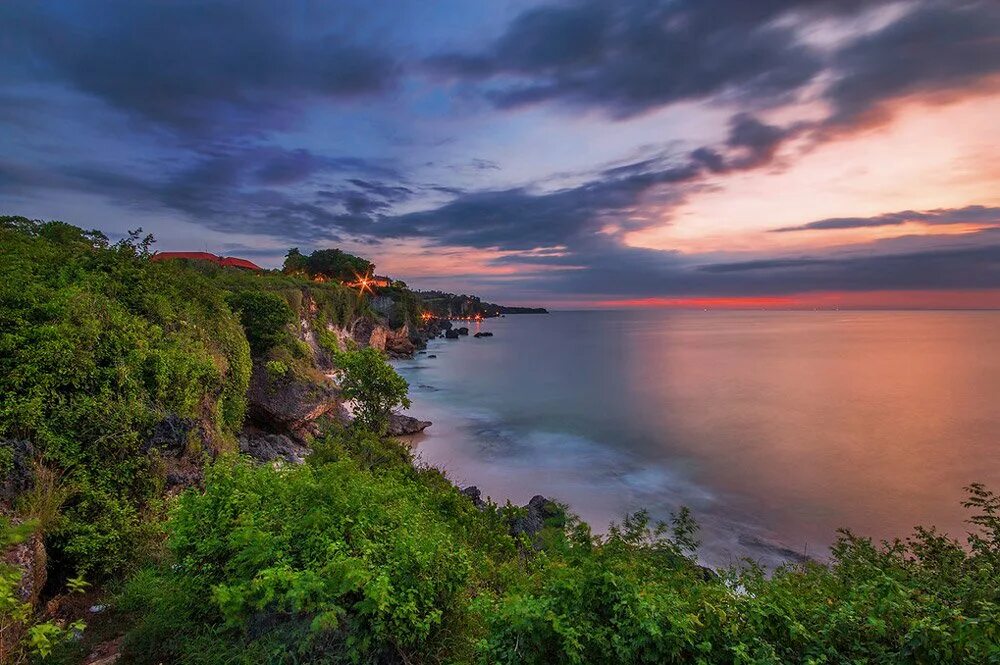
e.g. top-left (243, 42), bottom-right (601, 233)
top-left (396, 311), bottom-right (1000, 566)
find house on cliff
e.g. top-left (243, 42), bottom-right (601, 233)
top-left (150, 251), bottom-right (264, 272)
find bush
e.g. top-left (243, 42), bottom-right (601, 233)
top-left (120, 445), bottom-right (484, 663)
top-left (117, 422), bottom-right (1000, 665)
top-left (334, 347), bottom-right (410, 434)
top-left (0, 217), bottom-right (250, 578)
top-left (225, 290), bottom-right (295, 356)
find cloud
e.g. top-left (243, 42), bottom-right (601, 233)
top-left (824, 0), bottom-right (1000, 127)
top-left (0, 107), bottom-right (802, 250)
top-left (0, 0), bottom-right (397, 137)
top-left (430, 0), bottom-right (1000, 142)
top-left (773, 205), bottom-right (1000, 232)
top-left (3, 0), bottom-right (999, 305)
top-left (493, 228), bottom-right (1000, 298)
top-left (428, 0), bottom-right (831, 118)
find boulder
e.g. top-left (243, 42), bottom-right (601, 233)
top-left (460, 486), bottom-right (486, 509)
top-left (444, 329), bottom-right (460, 339)
top-left (1, 515), bottom-right (46, 608)
top-left (456, 327), bottom-right (469, 336)
top-left (509, 495), bottom-right (563, 540)
top-left (247, 362), bottom-right (340, 434)
top-left (427, 354), bottom-right (437, 359)
top-left (384, 325), bottom-right (417, 358)
top-left (0, 439), bottom-right (34, 505)
top-left (386, 414), bottom-right (432, 436)
top-left (473, 331), bottom-right (494, 338)
top-left (142, 415), bottom-right (194, 457)
top-left (238, 429), bottom-right (310, 464)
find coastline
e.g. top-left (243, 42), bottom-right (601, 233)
top-left (394, 329), bottom-right (810, 569)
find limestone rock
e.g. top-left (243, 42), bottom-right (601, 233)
top-left (386, 414), bottom-right (432, 436)
top-left (238, 429), bottom-right (310, 464)
top-left (247, 362), bottom-right (340, 434)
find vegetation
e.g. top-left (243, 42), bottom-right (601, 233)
top-left (284, 248), bottom-right (375, 283)
top-left (2, 217), bottom-right (998, 663)
top-left (334, 347), bottom-right (411, 434)
top-left (0, 216), bottom-right (252, 579)
top-left (225, 291), bottom-right (295, 356)
top-left (116, 439), bottom-right (1000, 664)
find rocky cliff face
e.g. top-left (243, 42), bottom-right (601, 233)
top-left (246, 363), bottom-right (342, 436)
top-left (297, 294), bottom-right (432, 368)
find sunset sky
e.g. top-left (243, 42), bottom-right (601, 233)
top-left (2, 0), bottom-right (999, 308)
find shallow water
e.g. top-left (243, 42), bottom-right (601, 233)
top-left (395, 310), bottom-right (1000, 567)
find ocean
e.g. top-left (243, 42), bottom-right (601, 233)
top-left (395, 310), bottom-right (1000, 567)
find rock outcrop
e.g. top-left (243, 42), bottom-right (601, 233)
top-left (247, 362), bottom-right (340, 436)
top-left (473, 331), bottom-right (494, 338)
top-left (509, 495), bottom-right (563, 540)
top-left (142, 415), bottom-right (194, 457)
top-left (0, 518), bottom-right (46, 608)
top-left (445, 329), bottom-right (460, 339)
top-left (0, 439), bottom-right (34, 505)
top-left (386, 414), bottom-right (432, 436)
top-left (238, 429), bottom-right (310, 464)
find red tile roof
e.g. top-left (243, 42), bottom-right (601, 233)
top-left (151, 251), bottom-right (263, 271)
top-left (220, 256), bottom-right (264, 271)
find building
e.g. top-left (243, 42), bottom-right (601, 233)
top-left (150, 251), bottom-right (264, 272)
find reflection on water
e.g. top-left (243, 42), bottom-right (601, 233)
top-left (396, 311), bottom-right (1000, 566)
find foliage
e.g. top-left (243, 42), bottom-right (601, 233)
top-left (225, 290), bottom-right (295, 356)
top-left (284, 248), bottom-right (374, 283)
top-left (0, 216), bottom-right (251, 578)
top-left (120, 434), bottom-right (1000, 664)
top-left (119, 427), bottom-right (517, 664)
top-left (414, 290), bottom-right (547, 318)
top-left (334, 347), bottom-right (411, 434)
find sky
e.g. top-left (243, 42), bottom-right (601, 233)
top-left (2, 0), bottom-right (1000, 308)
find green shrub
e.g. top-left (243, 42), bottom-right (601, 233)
top-left (334, 347), bottom-right (410, 434)
top-left (122, 453), bottom-right (477, 663)
top-left (225, 290), bottom-right (295, 356)
top-left (0, 217), bottom-right (250, 578)
top-left (264, 359), bottom-right (290, 380)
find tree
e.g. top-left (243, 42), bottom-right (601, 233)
top-left (283, 247), bottom-right (308, 275)
top-left (282, 247), bottom-right (374, 282)
top-left (335, 346), bottom-right (410, 434)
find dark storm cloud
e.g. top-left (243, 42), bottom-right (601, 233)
top-left (432, 0), bottom-right (1000, 135)
top-left (824, 0), bottom-right (1000, 127)
top-left (428, 0), bottom-right (831, 118)
top-left (366, 111), bottom-right (800, 251)
top-left (372, 161), bottom-right (702, 250)
top-left (692, 243), bottom-right (1000, 292)
top-left (492, 230), bottom-right (1000, 297)
top-left (0, 0), bottom-right (397, 136)
top-left (1, 107), bottom-right (793, 250)
top-left (0, 146), bottom-right (410, 242)
top-left (773, 205), bottom-right (1000, 232)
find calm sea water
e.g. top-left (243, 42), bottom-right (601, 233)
top-left (395, 310), bottom-right (1000, 567)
